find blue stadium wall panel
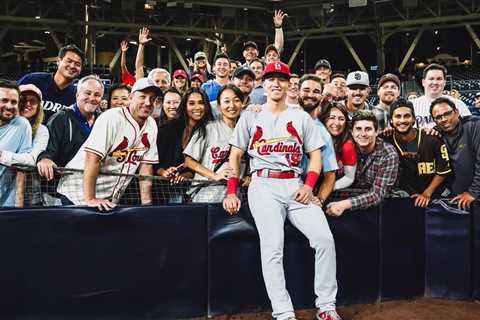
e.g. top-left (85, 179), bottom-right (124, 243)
top-left (474, 202), bottom-right (480, 300)
top-left (425, 200), bottom-right (472, 299)
top-left (0, 206), bottom-right (208, 319)
top-left (327, 206), bottom-right (380, 304)
top-left (380, 198), bottom-right (425, 300)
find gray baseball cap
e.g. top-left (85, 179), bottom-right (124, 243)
top-left (132, 78), bottom-right (163, 97)
top-left (346, 71), bottom-right (370, 87)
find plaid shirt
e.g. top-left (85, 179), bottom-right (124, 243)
top-left (350, 138), bottom-right (399, 210)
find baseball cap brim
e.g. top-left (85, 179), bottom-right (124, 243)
top-left (263, 72), bottom-right (291, 81)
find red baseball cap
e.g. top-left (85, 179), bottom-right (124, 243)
top-left (262, 61), bottom-right (291, 80)
top-left (191, 72), bottom-right (205, 83)
top-left (173, 69), bottom-right (188, 79)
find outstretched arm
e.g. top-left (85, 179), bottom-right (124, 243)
top-left (135, 27), bottom-right (152, 80)
top-left (273, 9), bottom-right (286, 52)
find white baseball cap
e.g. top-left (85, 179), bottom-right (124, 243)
top-left (132, 78), bottom-right (163, 97)
top-left (346, 71), bottom-right (370, 87)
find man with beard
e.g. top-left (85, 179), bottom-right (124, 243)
top-left (298, 75), bottom-right (339, 206)
top-left (346, 71), bottom-right (371, 116)
top-left (413, 64), bottom-right (470, 129)
top-left (18, 45), bottom-right (83, 122)
top-left (202, 53), bottom-right (231, 102)
top-left (331, 73), bottom-right (347, 105)
top-left (383, 99), bottom-right (451, 207)
top-left (314, 59), bottom-right (333, 84)
top-left (430, 97), bottom-right (480, 210)
top-left (373, 73), bottom-right (401, 131)
top-left (326, 111), bottom-right (399, 216)
top-left (0, 81), bottom-right (32, 207)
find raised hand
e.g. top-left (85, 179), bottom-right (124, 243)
top-left (273, 9), bottom-right (287, 28)
top-left (138, 27), bottom-right (152, 45)
top-left (120, 40), bottom-right (129, 52)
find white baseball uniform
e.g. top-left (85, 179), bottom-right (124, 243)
top-left (412, 95), bottom-right (471, 129)
top-left (230, 107), bottom-right (338, 320)
top-left (57, 107), bottom-right (158, 204)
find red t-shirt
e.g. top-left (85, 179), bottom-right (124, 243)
top-left (122, 70), bottom-right (136, 87)
top-left (336, 139), bottom-right (357, 176)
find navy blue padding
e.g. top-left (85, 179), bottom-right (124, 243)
top-left (425, 200), bottom-right (472, 299)
top-left (207, 204), bottom-right (270, 317)
top-left (380, 198), bottom-right (425, 300)
top-left (0, 205), bottom-right (208, 319)
top-left (327, 206), bottom-right (380, 304)
top-left (473, 202), bottom-right (480, 299)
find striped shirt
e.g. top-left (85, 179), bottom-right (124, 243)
top-left (412, 95), bottom-right (471, 129)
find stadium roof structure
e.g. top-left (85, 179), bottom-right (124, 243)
top-left (1, 0), bottom-right (480, 74)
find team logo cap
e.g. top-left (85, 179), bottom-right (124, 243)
top-left (262, 61), bottom-right (291, 80)
top-left (346, 71), bottom-right (369, 87)
top-left (132, 78), bottom-right (163, 98)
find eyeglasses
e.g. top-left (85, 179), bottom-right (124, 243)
top-left (432, 109), bottom-right (454, 122)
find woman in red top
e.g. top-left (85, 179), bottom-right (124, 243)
top-left (320, 102), bottom-right (358, 190)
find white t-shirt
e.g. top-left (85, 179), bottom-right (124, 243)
top-left (412, 95), bottom-right (471, 129)
top-left (57, 107), bottom-right (159, 204)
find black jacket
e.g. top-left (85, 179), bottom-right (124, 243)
top-left (37, 107), bottom-right (92, 167)
top-left (441, 116), bottom-right (480, 198)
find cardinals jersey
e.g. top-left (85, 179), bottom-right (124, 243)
top-left (230, 107), bottom-right (324, 175)
top-left (412, 95), bottom-right (471, 129)
top-left (57, 107), bottom-right (159, 204)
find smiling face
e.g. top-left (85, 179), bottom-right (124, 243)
top-left (378, 81), bottom-right (400, 105)
top-left (219, 88), bottom-right (242, 122)
top-left (265, 49), bottom-right (279, 65)
top-left (288, 77), bottom-right (300, 100)
top-left (20, 92), bottom-right (40, 120)
top-left (298, 79), bottom-right (322, 113)
top-left (0, 87), bottom-right (20, 124)
top-left (431, 102), bottom-right (460, 134)
top-left (391, 106), bottom-right (415, 135)
top-left (76, 79), bottom-right (104, 114)
top-left (243, 46), bottom-right (258, 63)
top-left (422, 69), bottom-right (446, 98)
top-left (315, 66), bottom-right (332, 83)
top-left (186, 92), bottom-right (206, 124)
top-left (347, 85), bottom-right (369, 110)
top-left (332, 77), bottom-right (347, 98)
top-left (325, 107), bottom-right (347, 137)
top-left (57, 51), bottom-right (82, 81)
top-left (151, 71), bottom-right (170, 91)
top-left (109, 88), bottom-right (130, 108)
top-left (264, 76), bottom-right (289, 102)
top-left (162, 91), bottom-right (181, 120)
top-left (249, 61), bottom-right (264, 81)
top-left (233, 74), bottom-right (254, 96)
top-left (174, 76), bottom-right (187, 90)
top-left (352, 119), bottom-right (377, 152)
top-left (129, 89), bottom-right (158, 123)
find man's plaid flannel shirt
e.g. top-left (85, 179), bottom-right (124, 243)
top-left (350, 138), bottom-right (399, 210)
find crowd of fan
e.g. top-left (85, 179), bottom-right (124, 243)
top-left (0, 9), bottom-right (479, 212)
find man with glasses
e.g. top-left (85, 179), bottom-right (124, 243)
top-left (430, 97), bottom-right (480, 210)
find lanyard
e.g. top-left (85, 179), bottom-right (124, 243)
top-left (73, 104), bottom-right (93, 137)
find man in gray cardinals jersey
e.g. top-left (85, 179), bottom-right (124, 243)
top-left (223, 61), bottom-right (341, 320)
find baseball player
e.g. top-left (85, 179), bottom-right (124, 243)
top-left (223, 62), bottom-right (341, 320)
top-left (57, 78), bottom-right (161, 210)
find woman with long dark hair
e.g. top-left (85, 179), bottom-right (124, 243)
top-left (154, 87), bottom-right (213, 203)
top-left (158, 87), bottom-right (182, 126)
top-left (184, 84), bottom-right (245, 202)
top-left (107, 83), bottom-right (131, 109)
top-left (319, 102), bottom-right (357, 190)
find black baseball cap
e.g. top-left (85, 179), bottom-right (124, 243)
top-left (233, 66), bottom-right (255, 80)
top-left (314, 59), bottom-right (331, 70)
top-left (243, 41), bottom-right (258, 51)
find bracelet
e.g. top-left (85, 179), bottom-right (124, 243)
top-left (227, 177), bottom-right (239, 195)
top-left (304, 171), bottom-right (319, 189)
top-left (275, 25), bottom-right (282, 29)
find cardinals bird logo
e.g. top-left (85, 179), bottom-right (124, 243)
top-left (110, 136), bottom-right (129, 156)
top-left (249, 126), bottom-right (263, 150)
top-left (286, 121), bottom-right (303, 145)
top-left (141, 133), bottom-right (150, 149)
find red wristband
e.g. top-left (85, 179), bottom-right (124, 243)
top-left (227, 177), bottom-right (239, 195)
top-left (304, 171), bottom-right (319, 189)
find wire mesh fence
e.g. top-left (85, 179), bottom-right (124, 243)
top-left (0, 163), bottom-right (403, 209)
